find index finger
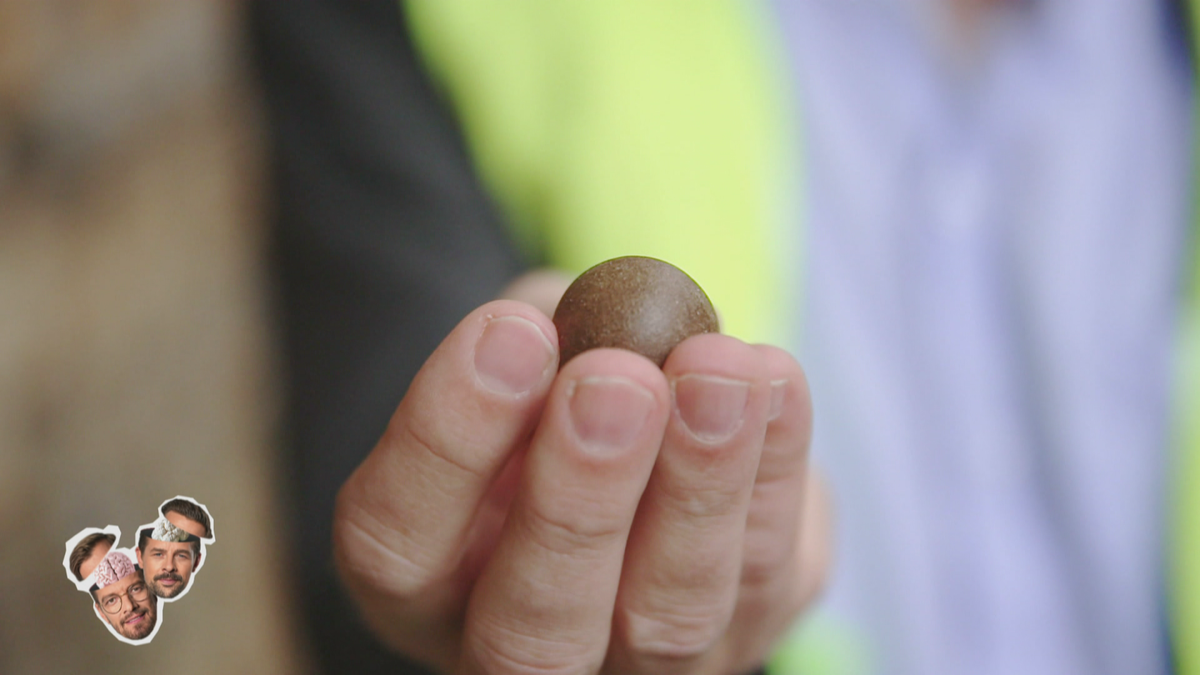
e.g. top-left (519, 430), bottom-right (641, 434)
top-left (334, 300), bottom-right (558, 607)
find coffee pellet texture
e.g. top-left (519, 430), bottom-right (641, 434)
top-left (552, 256), bottom-right (719, 368)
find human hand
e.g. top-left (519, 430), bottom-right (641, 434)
top-left (333, 298), bottom-right (829, 674)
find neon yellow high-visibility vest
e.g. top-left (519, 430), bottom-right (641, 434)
top-left (1173, 6), bottom-right (1200, 674)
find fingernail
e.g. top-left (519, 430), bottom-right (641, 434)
top-left (474, 315), bottom-right (555, 395)
top-left (673, 374), bottom-right (749, 444)
top-left (769, 379), bottom-right (788, 422)
top-left (569, 377), bottom-right (655, 451)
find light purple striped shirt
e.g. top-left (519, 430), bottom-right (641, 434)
top-left (776, 1), bottom-right (1193, 673)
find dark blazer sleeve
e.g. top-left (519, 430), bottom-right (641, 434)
top-left (246, 1), bottom-right (526, 672)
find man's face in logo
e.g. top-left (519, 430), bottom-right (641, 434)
top-left (94, 570), bottom-right (157, 640)
top-left (137, 540), bottom-right (196, 598)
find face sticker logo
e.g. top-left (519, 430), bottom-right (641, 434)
top-left (63, 496), bottom-right (215, 645)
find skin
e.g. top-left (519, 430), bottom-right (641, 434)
top-left (138, 540), bottom-right (196, 598)
top-left (95, 571), bottom-right (157, 641)
top-left (163, 511), bottom-right (206, 571)
top-left (334, 272), bottom-right (832, 675)
top-left (164, 510), bottom-right (207, 539)
top-left (77, 540), bottom-right (112, 581)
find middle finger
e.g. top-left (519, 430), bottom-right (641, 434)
top-left (608, 333), bottom-right (771, 674)
top-left (461, 348), bottom-right (671, 674)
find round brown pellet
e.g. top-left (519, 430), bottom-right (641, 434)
top-left (552, 256), bottom-right (719, 369)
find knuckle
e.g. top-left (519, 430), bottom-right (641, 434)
top-left (618, 603), bottom-right (728, 664)
top-left (520, 496), bottom-right (629, 557)
top-left (332, 492), bottom-right (438, 599)
top-left (655, 459), bottom-right (747, 520)
top-left (469, 614), bottom-right (594, 675)
top-left (394, 416), bottom-right (487, 480)
top-left (740, 531), bottom-right (794, 589)
top-left (740, 491), bottom-right (799, 589)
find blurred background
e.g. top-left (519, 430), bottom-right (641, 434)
top-left (0, 2), bottom-right (303, 672)
top-left (3, 2), bottom-right (1195, 675)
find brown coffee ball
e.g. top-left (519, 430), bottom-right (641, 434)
top-left (553, 256), bottom-right (719, 368)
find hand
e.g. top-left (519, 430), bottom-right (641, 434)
top-left (333, 298), bottom-right (829, 674)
